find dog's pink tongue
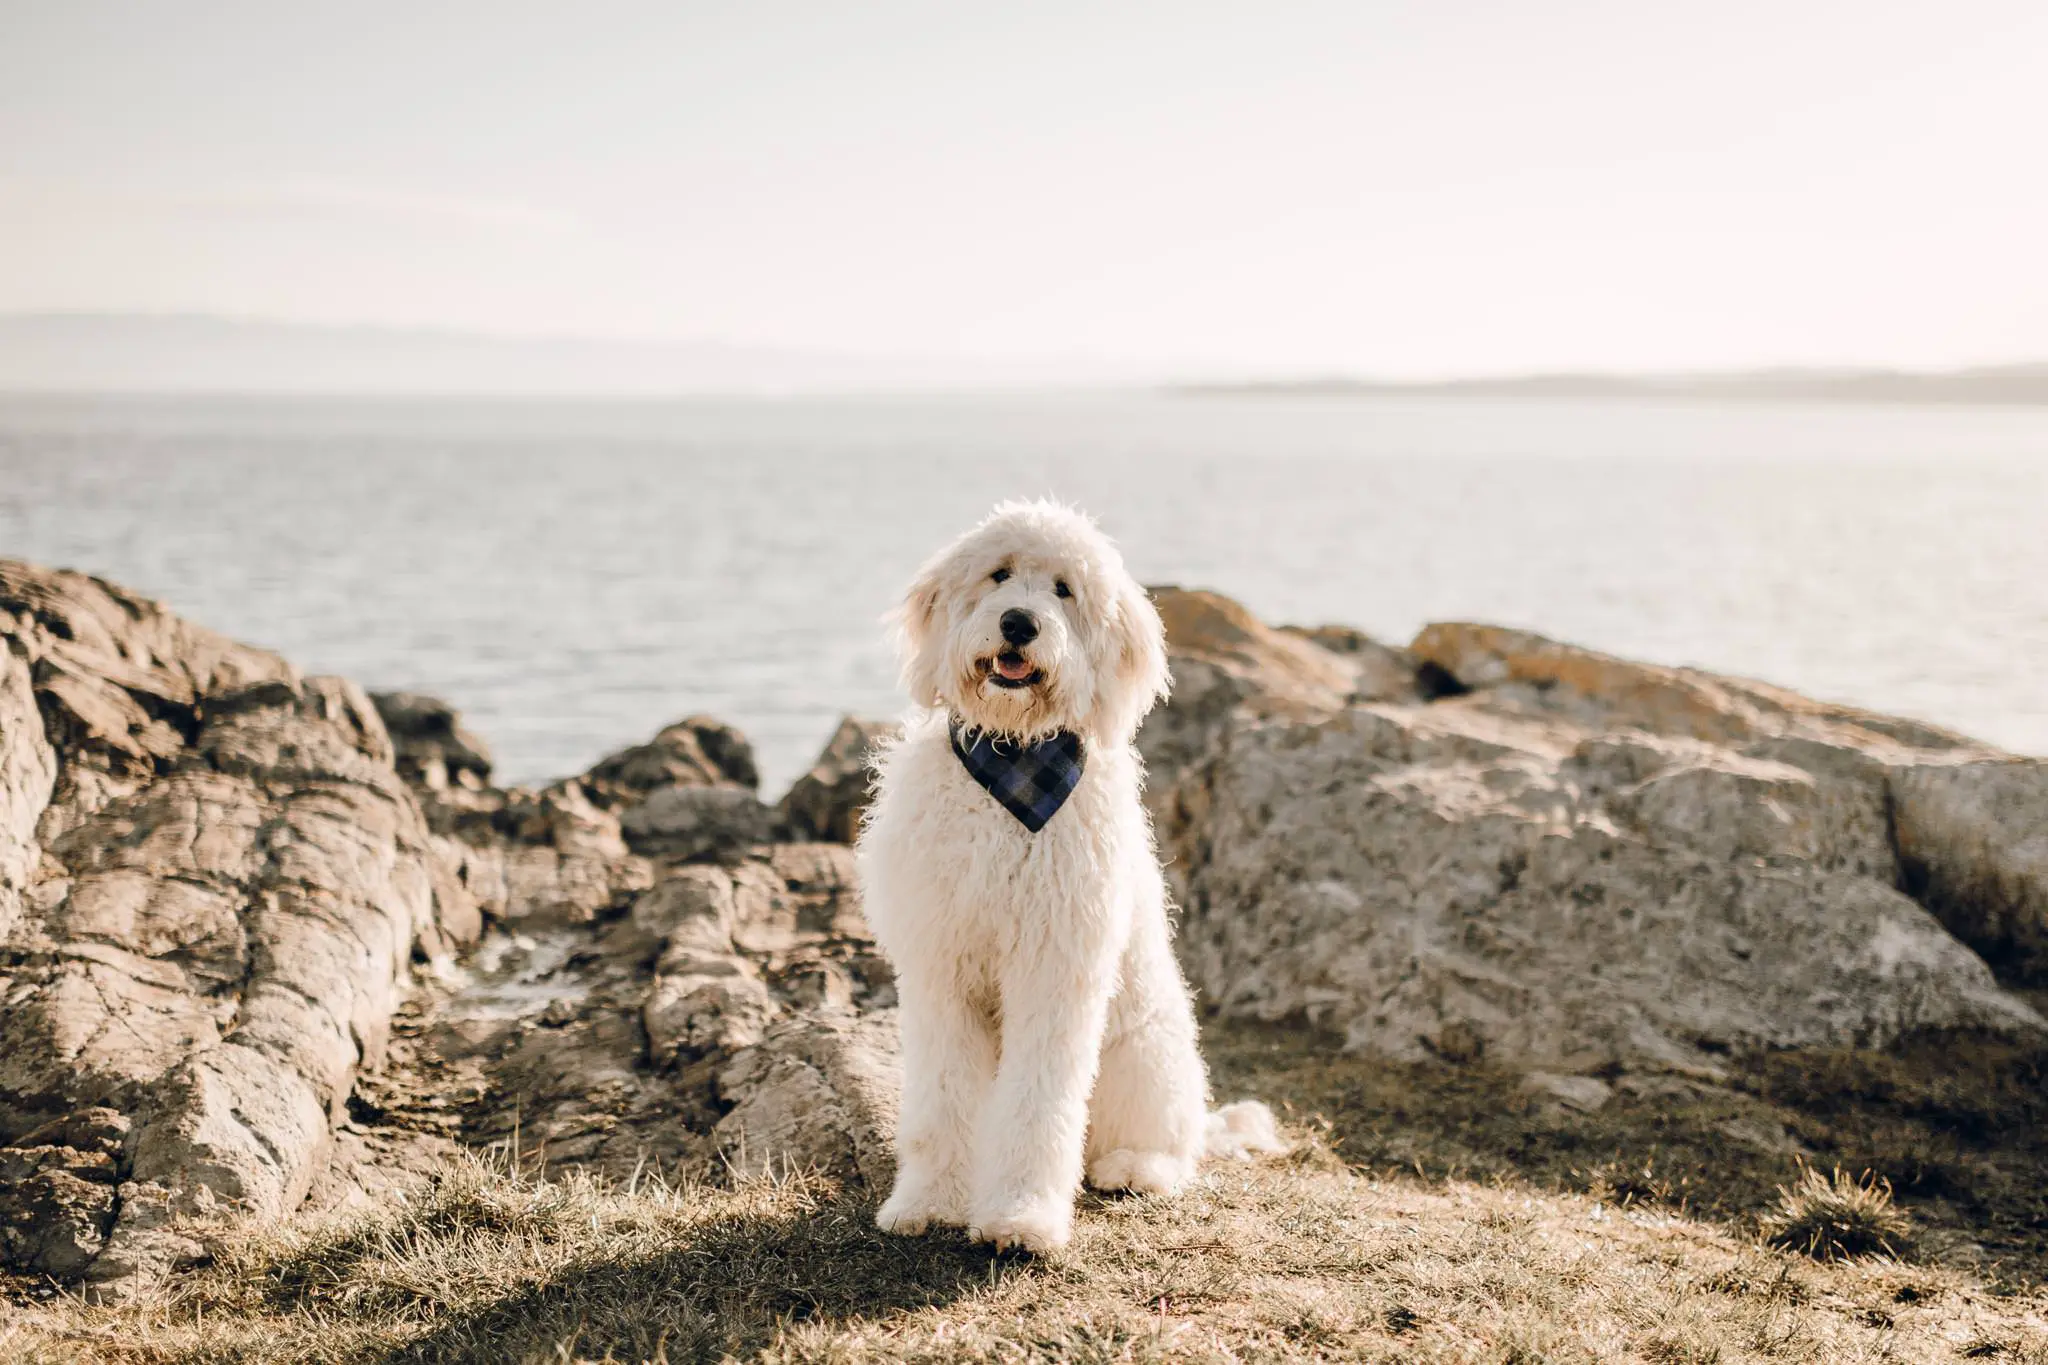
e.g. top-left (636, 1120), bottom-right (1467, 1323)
top-left (996, 655), bottom-right (1034, 681)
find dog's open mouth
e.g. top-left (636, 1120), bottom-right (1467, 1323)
top-left (985, 649), bottom-right (1045, 690)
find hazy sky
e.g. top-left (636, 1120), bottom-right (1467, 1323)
top-left (4, 2), bottom-right (2044, 376)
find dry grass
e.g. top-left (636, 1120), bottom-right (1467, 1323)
top-left (6, 1142), bottom-right (2048, 1364)
top-left (8, 1015), bottom-right (2048, 1363)
top-left (1203, 1017), bottom-right (2048, 1285)
top-left (1761, 1168), bottom-right (1914, 1264)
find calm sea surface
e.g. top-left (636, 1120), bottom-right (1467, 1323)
top-left (3, 392), bottom-right (2044, 793)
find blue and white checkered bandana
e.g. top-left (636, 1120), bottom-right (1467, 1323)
top-left (949, 718), bottom-right (1085, 833)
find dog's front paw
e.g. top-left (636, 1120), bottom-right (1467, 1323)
top-left (877, 1185), bottom-right (965, 1237)
top-left (968, 1201), bottom-right (1072, 1254)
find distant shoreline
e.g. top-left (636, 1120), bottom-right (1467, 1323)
top-left (2, 314), bottom-right (2045, 404)
top-left (1173, 366), bottom-right (2048, 408)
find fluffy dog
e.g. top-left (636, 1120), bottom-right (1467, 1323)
top-left (857, 500), bottom-right (1278, 1253)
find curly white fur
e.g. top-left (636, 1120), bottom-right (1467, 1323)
top-left (857, 500), bottom-right (1281, 1254)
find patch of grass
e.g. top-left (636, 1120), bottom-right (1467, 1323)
top-left (1203, 1015), bottom-right (2048, 1284)
top-left (1761, 1167), bottom-right (1913, 1263)
top-left (6, 1140), bottom-right (2048, 1362)
top-left (9, 1015), bottom-right (2048, 1361)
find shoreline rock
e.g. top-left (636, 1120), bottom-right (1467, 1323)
top-left (0, 564), bottom-right (481, 1296)
top-left (4, 557), bottom-right (2042, 1297)
top-left (1149, 590), bottom-right (2046, 1078)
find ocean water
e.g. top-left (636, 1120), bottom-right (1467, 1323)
top-left (3, 391), bottom-right (2044, 794)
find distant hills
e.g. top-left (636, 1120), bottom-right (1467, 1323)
top-left (1180, 365), bottom-right (2048, 407)
top-left (0, 313), bottom-right (1129, 395)
top-left (2, 313), bottom-right (2044, 404)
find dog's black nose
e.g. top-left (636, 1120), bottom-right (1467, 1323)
top-left (1000, 608), bottom-right (1038, 646)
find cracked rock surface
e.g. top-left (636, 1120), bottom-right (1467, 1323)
top-left (1148, 591), bottom-right (2048, 1075)
top-left (0, 562), bottom-right (480, 1296)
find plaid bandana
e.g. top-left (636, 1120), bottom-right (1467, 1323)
top-left (949, 718), bottom-right (1086, 833)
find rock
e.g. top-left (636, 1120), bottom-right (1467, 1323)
top-left (1891, 759), bottom-right (2048, 982)
top-left (713, 1007), bottom-right (900, 1185)
top-left (0, 561), bottom-right (478, 1295)
top-left (581, 716), bottom-right (759, 808)
top-left (1520, 1073), bottom-right (1614, 1113)
top-left (0, 1108), bottom-right (127, 1278)
top-left (372, 691), bottom-right (494, 791)
top-left (1409, 622), bottom-right (1979, 752)
top-left (639, 843), bottom-right (884, 1067)
top-left (1151, 598), bottom-right (2045, 1076)
top-left (356, 833), bottom-right (886, 1187)
top-left (1, 637), bottom-right (57, 941)
top-left (13, 553), bottom-right (2044, 1296)
top-left (1408, 622), bottom-right (2048, 979)
top-left (645, 961), bottom-right (778, 1063)
top-left (0, 562), bottom-right (899, 1291)
top-left (774, 716), bottom-right (895, 844)
top-left (631, 863), bottom-right (738, 946)
top-left (1276, 624), bottom-right (1426, 703)
top-left (1142, 586), bottom-right (1418, 786)
top-left (620, 784), bottom-right (774, 861)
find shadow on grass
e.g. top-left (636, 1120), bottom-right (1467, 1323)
top-left (374, 1197), bottom-right (1009, 1364)
top-left (1204, 1014), bottom-right (2048, 1287)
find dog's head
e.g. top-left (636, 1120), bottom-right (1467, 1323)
top-left (890, 500), bottom-right (1169, 745)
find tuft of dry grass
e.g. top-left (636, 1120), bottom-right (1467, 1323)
top-left (1760, 1166), bottom-right (1914, 1263)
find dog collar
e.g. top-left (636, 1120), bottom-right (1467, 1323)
top-left (948, 718), bottom-right (1085, 833)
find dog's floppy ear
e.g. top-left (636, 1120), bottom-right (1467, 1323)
top-left (1102, 576), bottom-right (1171, 740)
top-left (889, 556), bottom-right (947, 707)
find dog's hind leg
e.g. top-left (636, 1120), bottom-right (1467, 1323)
top-left (1084, 907), bottom-right (1207, 1196)
top-left (878, 971), bottom-right (996, 1235)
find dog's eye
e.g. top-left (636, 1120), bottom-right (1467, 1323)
top-left (990, 568), bottom-right (1010, 585)
top-left (1054, 580), bottom-right (1072, 600)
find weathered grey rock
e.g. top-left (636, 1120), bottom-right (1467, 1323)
top-left (0, 1108), bottom-right (127, 1278)
top-left (372, 691), bottom-right (494, 792)
top-left (1, 638), bottom-right (56, 941)
top-left (0, 562), bottom-right (479, 1296)
top-left (1276, 623), bottom-right (1426, 703)
top-left (1891, 759), bottom-right (2048, 981)
top-left (713, 1007), bottom-right (900, 1185)
top-left (1151, 597), bottom-right (2046, 1078)
top-left (1520, 1072), bottom-right (1615, 1114)
top-left (1141, 586), bottom-right (1415, 785)
top-left (774, 716), bottom-right (895, 844)
top-left (638, 843), bottom-right (884, 1067)
top-left (581, 716), bottom-right (759, 808)
top-left (620, 783), bottom-right (774, 861)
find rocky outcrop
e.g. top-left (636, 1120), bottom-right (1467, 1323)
top-left (714, 1007), bottom-right (899, 1183)
top-left (1139, 588), bottom-right (1394, 783)
top-left (330, 739), bottom-right (890, 1193)
top-left (7, 558), bottom-right (2044, 1297)
top-left (0, 562), bottom-right (481, 1296)
top-left (1890, 760), bottom-right (2048, 981)
top-left (373, 838), bottom-right (889, 1181)
top-left (1149, 592), bottom-right (2047, 1077)
top-left (0, 559), bottom-right (904, 1296)
top-left (579, 716), bottom-right (759, 809)
top-left (773, 716), bottom-right (895, 844)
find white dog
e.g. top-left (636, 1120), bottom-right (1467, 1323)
top-left (857, 500), bottom-right (1279, 1253)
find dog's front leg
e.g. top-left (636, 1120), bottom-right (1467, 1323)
top-left (877, 970), bottom-right (996, 1235)
top-left (967, 941), bottom-right (1118, 1253)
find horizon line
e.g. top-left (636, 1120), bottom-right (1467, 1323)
top-left (2, 310), bottom-right (2044, 386)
